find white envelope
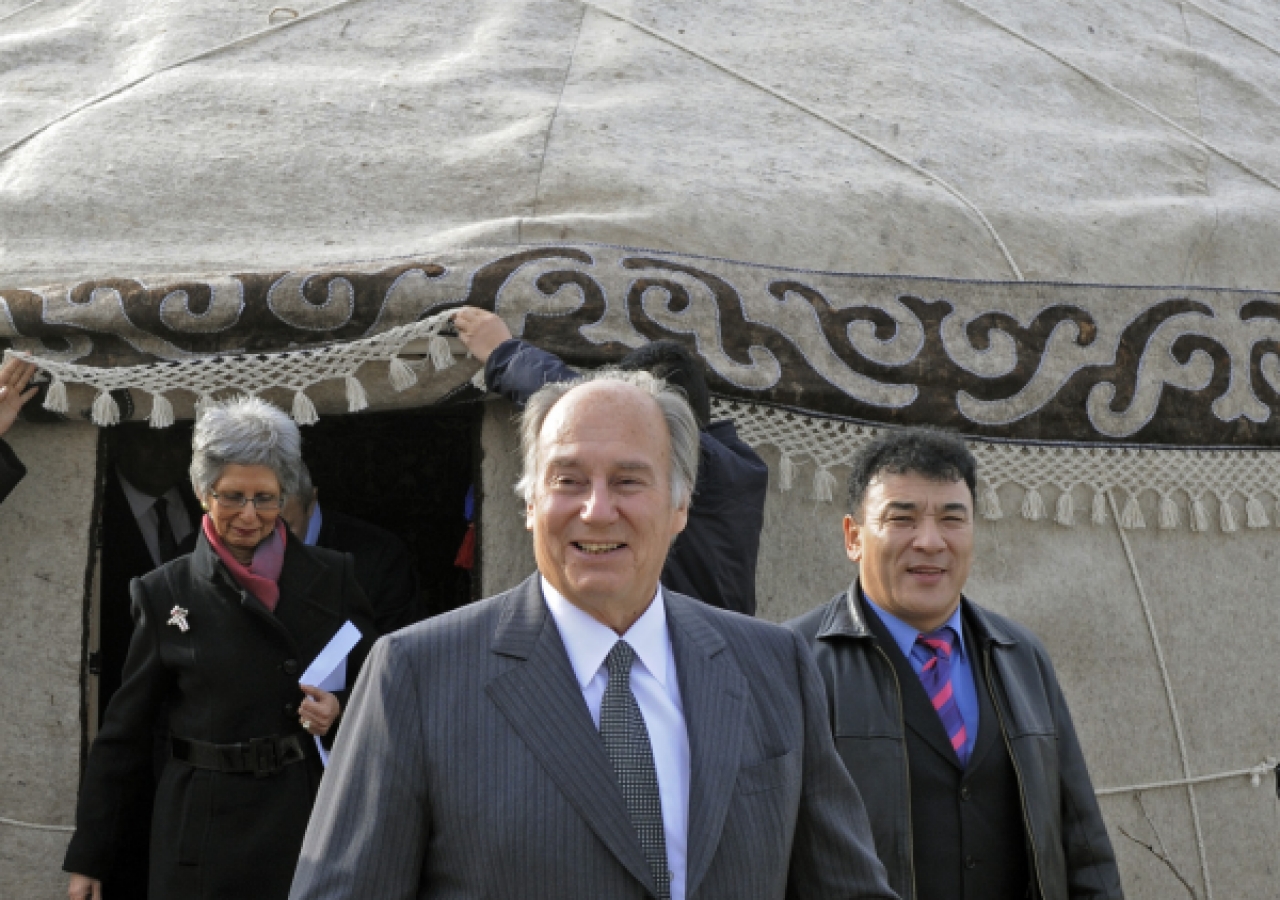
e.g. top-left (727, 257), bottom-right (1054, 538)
top-left (299, 620), bottom-right (363, 766)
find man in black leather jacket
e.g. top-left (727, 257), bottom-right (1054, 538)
top-left (453, 307), bottom-right (768, 616)
top-left (787, 428), bottom-right (1122, 900)
top-left (0, 355), bottom-right (37, 505)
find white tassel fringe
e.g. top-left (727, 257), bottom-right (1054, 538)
top-left (90, 390), bottom-right (120, 426)
top-left (779, 454), bottom-right (796, 491)
top-left (1190, 498), bottom-right (1210, 532)
top-left (813, 467), bottom-right (837, 502)
top-left (148, 392), bottom-right (174, 428)
top-left (1054, 489), bottom-right (1074, 526)
top-left (344, 376), bottom-right (369, 413)
top-left (428, 334), bottom-right (455, 371)
top-left (1158, 495), bottom-right (1180, 530)
top-left (1091, 491), bottom-right (1108, 525)
top-left (1220, 498), bottom-right (1239, 533)
top-left (389, 357), bottom-right (417, 392)
top-left (1245, 496), bottom-right (1269, 529)
top-left (291, 390), bottom-right (319, 425)
top-left (43, 378), bottom-right (68, 413)
top-left (1120, 494), bottom-right (1145, 529)
top-left (980, 484), bottom-right (1003, 520)
top-left (1021, 487), bottom-right (1046, 521)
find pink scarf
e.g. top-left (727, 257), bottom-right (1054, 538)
top-left (202, 516), bottom-right (286, 611)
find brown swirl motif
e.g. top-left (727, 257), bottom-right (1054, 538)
top-left (3, 245), bottom-right (1280, 446)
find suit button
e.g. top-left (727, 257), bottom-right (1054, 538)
top-left (960, 786), bottom-right (971, 801)
top-left (284, 703), bottom-right (296, 716)
top-left (283, 659), bottom-right (299, 675)
top-left (965, 856), bottom-right (976, 870)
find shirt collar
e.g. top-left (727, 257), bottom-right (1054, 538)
top-left (303, 502), bottom-right (324, 546)
top-left (863, 590), bottom-right (968, 661)
top-left (540, 576), bottom-right (672, 690)
top-left (117, 468), bottom-right (176, 520)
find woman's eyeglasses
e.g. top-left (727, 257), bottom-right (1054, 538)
top-left (209, 491), bottom-right (286, 511)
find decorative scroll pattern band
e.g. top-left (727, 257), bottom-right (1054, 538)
top-left (4, 244), bottom-right (1280, 445)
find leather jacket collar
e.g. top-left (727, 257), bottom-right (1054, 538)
top-left (815, 579), bottom-right (1019, 648)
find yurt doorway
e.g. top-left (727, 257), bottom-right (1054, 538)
top-left (89, 403), bottom-right (481, 734)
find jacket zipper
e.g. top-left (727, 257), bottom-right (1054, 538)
top-left (984, 644), bottom-right (1046, 899)
top-left (873, 643), bottom-right (918, 900)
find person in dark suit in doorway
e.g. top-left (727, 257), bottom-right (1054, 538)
top-left (787, 428), bottom-right (1122, 900)
top-left (280, 461), bottom-right (421, 634)
top-left (0, 355), bottom-right (37, 505)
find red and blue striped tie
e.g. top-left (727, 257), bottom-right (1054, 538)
top-left (913, 627), bottom-right (970, 766)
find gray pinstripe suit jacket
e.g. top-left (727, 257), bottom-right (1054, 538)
top-left (289, 575), bottom-right (897, 900)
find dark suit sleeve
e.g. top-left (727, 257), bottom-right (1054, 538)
top-left (785, 630), bottom-right (898, 900)
top-left (64, 579), bottom-right (171, 879)
top-left (0, 438), bottom-right (26, 505)
top-left (1044, 654), bottom-right (1125, 900)
top-left (364, 540), bottom-right (420, 635)
top-left (291, 634), bottom-right (430, 900)
top-left (484, 339), bottom-right (578, 406)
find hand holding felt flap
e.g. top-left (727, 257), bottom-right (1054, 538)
top-left (300, 621), bottom-right (364, 764)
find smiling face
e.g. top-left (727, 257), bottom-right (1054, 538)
top-left (845, 471), bottom-right (974, 632)
top-left (527, 381), bottom-right (689, 633)
top-left (202, 464), bottom-right (284, 561)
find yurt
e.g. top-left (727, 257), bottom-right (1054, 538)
top-left (3, 0), bottom-right (1279, 896)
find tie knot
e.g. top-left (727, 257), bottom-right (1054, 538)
top-left (153, 496), bottom-right (168, 515)
top-left (605, 640), bottom-right (636, 680)
top-left (916, 626), bottom-right (956, 660)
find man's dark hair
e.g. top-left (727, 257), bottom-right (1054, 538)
top-left (847, 427), bottom-right (977, 518)
top-left (618, 340), bottom-right (711, 429)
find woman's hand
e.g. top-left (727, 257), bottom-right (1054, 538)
top-left (68, 873), bottom-right (102, 900)
top-left (298, 685), bottom-right (340, 737)
top-left (0, 355), bottom-right (37, 439)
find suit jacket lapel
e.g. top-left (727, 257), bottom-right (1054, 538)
top-left (667, 593), bottom-right (749, 899)
top-left (484, 577), bottom-right (657, 896)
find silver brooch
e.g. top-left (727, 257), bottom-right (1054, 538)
top-left (167, 606), bottom-right (190, 632)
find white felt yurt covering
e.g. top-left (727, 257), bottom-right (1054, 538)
top-left (2, 0), bottom-right (1280, 896)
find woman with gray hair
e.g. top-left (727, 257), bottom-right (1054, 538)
top-left (64, 397), bottom-right (377, 900)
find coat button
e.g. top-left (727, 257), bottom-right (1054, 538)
top-left (284, 703), bottom-right (296, 716)
top-left (965, 856), bottom-right (977, 870)
top-left (283, 659), bottom-right (299, 675)
top-left (960, 786), bottom-right (971, 801)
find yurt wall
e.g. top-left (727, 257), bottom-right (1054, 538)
top-left (0, 421), bottom-right (98, 896)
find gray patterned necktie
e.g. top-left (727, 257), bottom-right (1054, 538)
top-left (600, 640), bottom-right (671, 900)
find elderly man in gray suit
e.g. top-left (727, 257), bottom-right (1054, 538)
top-left (290, 369), bottom-right (896, 900)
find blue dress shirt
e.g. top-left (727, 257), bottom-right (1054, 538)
top-left (864, 593), bottom-right (979, 764)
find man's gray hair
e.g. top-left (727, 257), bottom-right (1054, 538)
top-left (190, 396), bottom-right (303, 498)
top-left (516, 369), bottom-right (700, 507)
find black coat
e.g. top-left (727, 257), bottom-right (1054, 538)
top-left (64, 529), bottom-right (379, 900)
top-left (0, 438), bottom-right (24, 504)
top-left (787, 583), bottom-right (1124, 900)
top-left (485, 339), bottom-right (769, 615)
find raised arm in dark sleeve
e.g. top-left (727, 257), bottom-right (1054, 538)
top-left (483, 339), bottom-right (578, 406)
top-left (0, 438), bottom-right (26, 505)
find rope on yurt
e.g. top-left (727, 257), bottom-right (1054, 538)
top-left (0, 0), bottom-right (379, 163)
top-left (0, 0), bottom-right (55, 26)
top-left (0, 814), bottom-right (73, 833)
top-left (579, 1), bottom-right (1025, 282)
top-left (1096, 758), bottom-right (1278, 796)
top-left (946, 0), bottom-right (1280, 196)
top-left (1107, 489), bottom-right (1214, 899)
top-left (1181, 0), bottom-right (1280, 58)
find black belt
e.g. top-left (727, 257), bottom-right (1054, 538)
top-left (171, 734), bottom-right (307, 778)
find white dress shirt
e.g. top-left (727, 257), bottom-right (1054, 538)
top-left (117, 470), bottom-right (194, 567)
top-left (541, 576), bottom-right (690, 900)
